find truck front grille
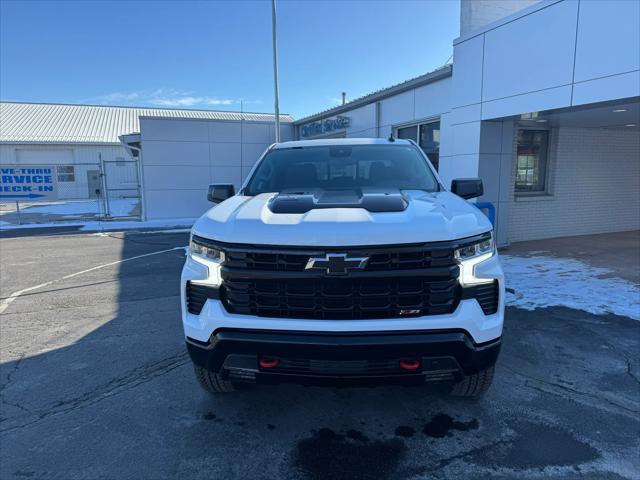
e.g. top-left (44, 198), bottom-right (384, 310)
top-left (188, 236), bottom-right (497, 321)
top-left (221, 273), bottom-right (460, 320)
top-left (224, 246), bottom-right (456, 272)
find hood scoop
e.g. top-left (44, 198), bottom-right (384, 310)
top-left (268, 188), bottom-right (408, 214)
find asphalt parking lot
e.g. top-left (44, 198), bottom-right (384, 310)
top-left (1, 231), bottom-right (639, 480)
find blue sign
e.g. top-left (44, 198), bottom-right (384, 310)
top-left (300, 116), bottom-right (350, 138)
top-left (0, 166), bottom-right (58, 200)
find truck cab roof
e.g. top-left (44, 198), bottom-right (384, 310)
top-left (272, 137), bottom-right (413, 149)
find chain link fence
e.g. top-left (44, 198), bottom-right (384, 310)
top-left (0, 161), bottom-right (142, 226)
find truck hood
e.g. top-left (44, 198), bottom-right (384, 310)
top-left (191, 190), bottom-right (492, 247)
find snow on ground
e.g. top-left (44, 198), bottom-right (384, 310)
top-left (105, 198), bottom-right (139, 217)
top-left (501, 254), bottom-right (640, 320)
top-left (0, 217), bottom-right (195, 232)
top-left (6, 198), bottom-right (139, 217)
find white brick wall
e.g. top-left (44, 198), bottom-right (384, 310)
top-left (508, 126), bottom-right (640, 242)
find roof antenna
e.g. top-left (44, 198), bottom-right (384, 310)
top-left (388, 132), bottom-right (395, 142)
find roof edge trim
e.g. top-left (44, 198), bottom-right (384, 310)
top-left (293, 65), bottom-right (452, 125)
top-left (0, 100), bottom-right (292, 118)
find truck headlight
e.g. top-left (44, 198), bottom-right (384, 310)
top-left (455, 233), bottom-right (494, 261)
top-left (189, 237), bottom-right (225, 263)
top-left (455, 232), bottom-right (495, 285)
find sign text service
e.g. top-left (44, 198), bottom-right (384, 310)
top-left (0, 166), bottom-right (58, 200)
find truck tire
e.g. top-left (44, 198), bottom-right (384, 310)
top-left (193, 364), bottom-right (237, 393)
top-left (450, 365), bottom-right (495, 397)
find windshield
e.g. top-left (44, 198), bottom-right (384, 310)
top-left (244, 144), bottom-right (440, 195)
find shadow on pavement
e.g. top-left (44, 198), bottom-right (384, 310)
top-left (0, 231), bottom-right (638, 479)
top-left (0, 225), bottom-right (85, 238)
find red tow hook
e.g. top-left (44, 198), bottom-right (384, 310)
top-left (399, 358), bottom-right (421, 371)
top-left (259, 357), bottom-right (280, 369)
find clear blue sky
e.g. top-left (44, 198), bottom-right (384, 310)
top-left (0, 0), bottom-right (459, 119)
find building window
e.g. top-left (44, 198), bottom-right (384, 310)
top-left (515, 129), bottom-right (549, 193)
top-left (419, 122), bottom-right (440, 171)
top-left (396, 121), bottom-right (440, 170)
top-left (397, 125), bottom-right (418, 141)
top-left (57, 165), bottom-right (75, 182)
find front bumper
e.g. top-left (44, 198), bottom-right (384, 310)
top-left (186, 329), bottom-right (501, 386)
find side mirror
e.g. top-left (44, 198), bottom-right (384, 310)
top-left (207, 184), bottom-right (235, 203)
top-left (451, 178), bottom-right (483, 200)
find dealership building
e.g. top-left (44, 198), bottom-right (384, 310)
top-left (0, 102), bottom-right (293, 222)
top-left (1, 0), bottom-right (638, 245)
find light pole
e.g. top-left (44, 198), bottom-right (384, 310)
top-left (271, 0), bottom-right (280, 142)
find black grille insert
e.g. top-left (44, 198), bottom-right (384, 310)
top-left (224, 247), bottom-right (456, 272)
top-left (462, 281), bottom-right (499, 315)
top-left (186, 282), bottom-right (219, 315)
top-left (271, 358), bottom-right (405, 376)
top-left (221, 273), bottom-right (460, 320)
top-left (265, 357), bottom-right (459, 381)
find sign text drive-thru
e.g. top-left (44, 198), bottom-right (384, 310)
top-left (0, 165), bottom-right (58, 200)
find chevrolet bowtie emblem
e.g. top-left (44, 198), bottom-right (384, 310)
top-left (305, 253), bottom-right (369, 276)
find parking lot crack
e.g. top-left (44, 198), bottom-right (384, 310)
top-left (2, 293), bottom-right (180, 316)
top-left (504, 365), bottom-right (640, 415)
top-left (599, 340), bottom-right (640, 387)
top-left (0, 351), bottom-right (189, 434)
top-left (0, 353), bottom-right (25, 395)
top-left (0, 354), bottom-right (35, 419)
top-left (625, 359), bottom-right (640, 386)
top-left (0, 398), bottom-right (33, 417)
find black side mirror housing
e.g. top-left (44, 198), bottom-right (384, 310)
top-left (451, 178), bottom-right (484, 200)
top-left (207, 184), bottom-right (235, 203)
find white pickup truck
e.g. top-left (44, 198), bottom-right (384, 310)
top-left (181, 138), bottom-right (504, 397)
